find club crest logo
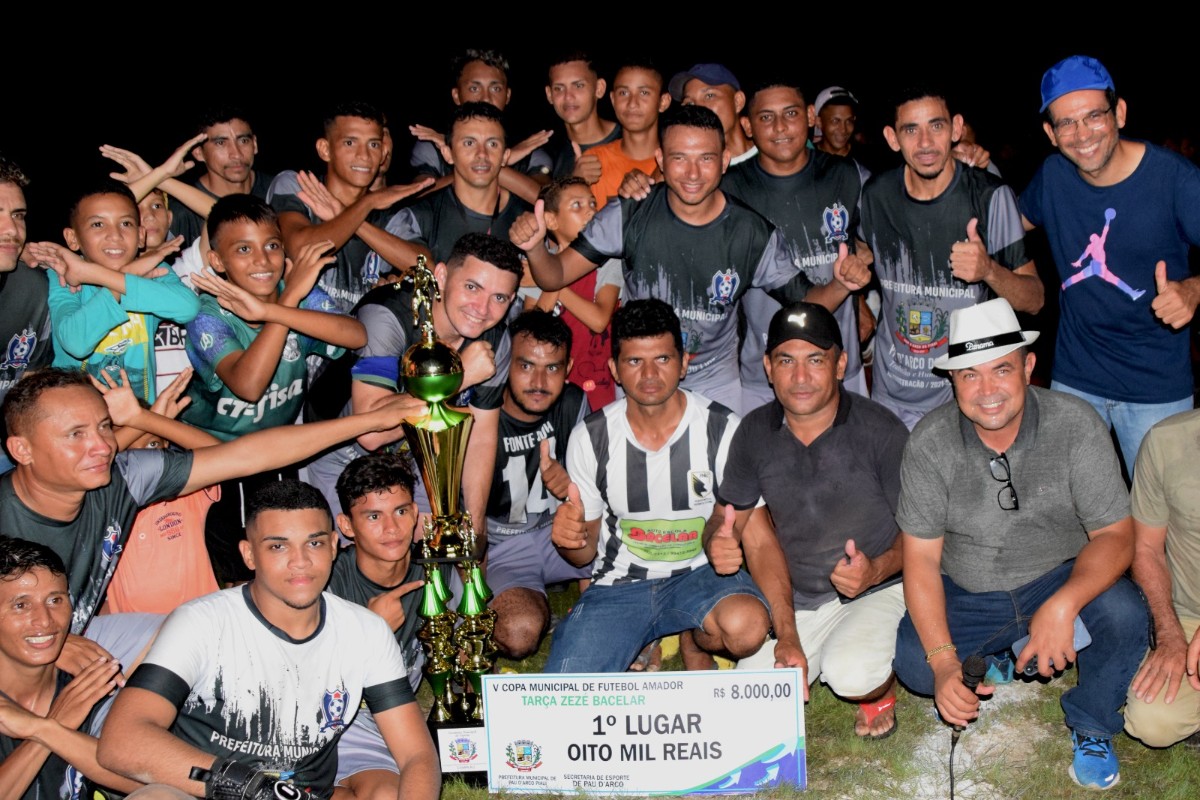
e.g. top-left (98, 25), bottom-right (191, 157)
top-left (708, 269), bottom-right (740, 307)
top-left (689, 470), bottom-right (715, 504)
top-left (448, 735), bottom-right (479, 764)
top-left (2, 328), bottom-right (37, 369)
top-left (101, 523), bottom-right (123, 564)
top-left (362, 252), bottom-right (382, 286)
top-left (823, 202), bottom-right (850, 243)
top-left (320, 686), bottom-right (349, 732)
top-left (894, 304), bottom-right (950, 354)
top-left (505, 739), bottom-right (543, 772)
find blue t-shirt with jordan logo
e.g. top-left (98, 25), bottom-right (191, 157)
top-left (1021, 142), bottom-right (1200, 404)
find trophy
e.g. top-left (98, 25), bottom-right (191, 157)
top-left (400, 256), bottom-right (497, 732)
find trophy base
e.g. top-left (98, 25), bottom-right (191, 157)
top-left (414, 511), bottom-right (477, 565)
top-left (430, 716), bottom-right (488, 785)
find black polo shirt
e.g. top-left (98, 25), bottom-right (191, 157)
top-left (717, 389), bottom-right (908, 610)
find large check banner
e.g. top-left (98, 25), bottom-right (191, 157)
top-left (483, 669), bottom-right (805, 794)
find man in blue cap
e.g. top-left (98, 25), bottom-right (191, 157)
top-left (1020, 55), bottom-right (1200, 473)
top-left (670, 63), bottom-right (757, 165)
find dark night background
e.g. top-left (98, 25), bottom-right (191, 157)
top-left (7, 33), bottom-right (1196, 240)
top-left (6, 28), bottom-right (1198, 396)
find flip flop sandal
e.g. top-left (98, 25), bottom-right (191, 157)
top-left (856, 695), bottom-right (898, 740)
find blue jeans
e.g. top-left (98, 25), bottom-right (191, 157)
top-left (1050, 380), bottom-right (1193, 475)
top-left (894, 561), bottom-right (1148, 738)
top-left (545, 568), bottom-right (766, 674)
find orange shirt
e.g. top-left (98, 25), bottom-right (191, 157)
top-left (589, 140), bottom-right (658, 209)
top-left (101, 486), bottom-right (221, 615)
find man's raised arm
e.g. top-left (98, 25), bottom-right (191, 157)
top-left (278, 174), bottom-right (432, 267)
top-left (178, 394), bottom-right (428, 496)
top-left (508, 200), bottom-right (600, 291)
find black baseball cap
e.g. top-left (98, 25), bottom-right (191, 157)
top-left (766, 302), bottom-right (843, 354)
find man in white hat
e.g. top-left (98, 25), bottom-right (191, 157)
top-left (892, 298), bottom-right (1149, 790)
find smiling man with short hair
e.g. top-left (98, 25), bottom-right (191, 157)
top-left (1019, 55), bottom-right (1200, 472)
top-left (705, 301), bottom-right (909, 739)
top-left (384, 103), bottom-right (531, 265)
top-left (858, 86), bottom-right (1042, 429)
top-left (892, 298), bottom-right (1148, 790)
top-left (97, 480), bottom-right (439, 800)
top-left (513, 105), bottom-right (867, 414)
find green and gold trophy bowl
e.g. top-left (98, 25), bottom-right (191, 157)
top-left (400, 257), bottom-right (497, 752)
top-left (404, 340), bottom-right (465, 405)
top-left (401, 338), bottom-right (475, 561)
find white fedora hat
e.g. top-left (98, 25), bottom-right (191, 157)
top-left (933, 298), bottom-right (1040, 371)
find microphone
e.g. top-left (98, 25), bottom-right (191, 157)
top-left (950, 655), bottom-right (989, 800)
top-left (952, 655), bottom-right (988, 737)
top-left (961, 655), bottom-right (987, 692)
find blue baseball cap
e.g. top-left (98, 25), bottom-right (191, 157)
top-left (668, 64), bottom-right (741, 102)
top-left (1040, 55), bottom-right (1115, 112)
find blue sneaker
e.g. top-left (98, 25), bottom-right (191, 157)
top-left (984, 654), bottom-right (1014, 685)
top-left (1069, 731), bottom-right (1120, 790)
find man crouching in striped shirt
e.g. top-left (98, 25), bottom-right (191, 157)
top-left (543, 299), bottom-right (769, 673)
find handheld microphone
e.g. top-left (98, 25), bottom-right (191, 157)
top-left (950, 655), bottom-right (988, 800)
top-left (961, 655), bottom-right (987, 691)
top-left (953, 655), bottom-right (988, 734)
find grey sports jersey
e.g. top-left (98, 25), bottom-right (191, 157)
top-left (572, 186), bottom-right (810, 385)
top-left (859, 165), bottom-right (1027, 421)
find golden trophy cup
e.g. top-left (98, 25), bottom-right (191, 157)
top-left (399, 256), bottom-right (497, 731)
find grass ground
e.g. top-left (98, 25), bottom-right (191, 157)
top-left (423, 586), bottom-right (1199, 799)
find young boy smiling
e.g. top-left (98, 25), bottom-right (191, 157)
top-left (0, 536), bottom-right (145, 799)
top-left (182, 194), bottom-right (364, 441)
top-left (183, 194), bottom-right (365, 583)
top-left (330, 453), bottom-right (426, 688)
top-left (31, 182), bottom-right (199, 403)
